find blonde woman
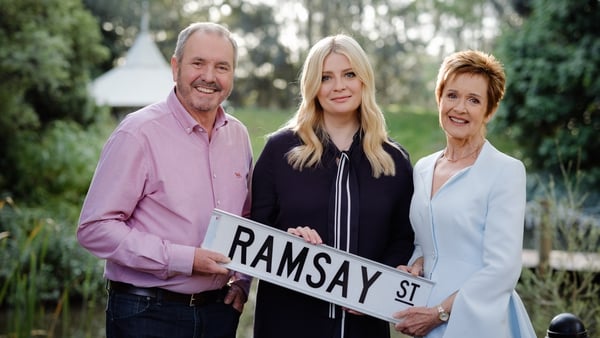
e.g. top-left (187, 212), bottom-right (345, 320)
top-left (251, 34), bottom-right (415, 338)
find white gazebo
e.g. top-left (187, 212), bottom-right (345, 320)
top-left (90, 10), bottom-right (173, 109)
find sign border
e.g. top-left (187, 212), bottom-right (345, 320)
top-left (204, 209), bottom-right (434, 323)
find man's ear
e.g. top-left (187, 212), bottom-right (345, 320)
top-left (171, 56), bottom-right (178, 82)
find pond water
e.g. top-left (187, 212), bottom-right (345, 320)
top-left (0, 298), bottom-right (255, 338)
top-left (0, 302), bottom-right (105, 338)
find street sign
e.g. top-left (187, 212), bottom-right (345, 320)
top-left (202, 209), bottom-right (434, 323)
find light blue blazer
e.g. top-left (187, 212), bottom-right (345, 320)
top-left (409, 141), bottom-right (536, 338)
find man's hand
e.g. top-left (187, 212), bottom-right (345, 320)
top-left (192, 248), bottom-right (230, 275)
top-left (224, 281), bottom-right (248, 312)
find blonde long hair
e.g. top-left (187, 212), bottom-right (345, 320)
top-left (282, 34), bottom-right (400, 178)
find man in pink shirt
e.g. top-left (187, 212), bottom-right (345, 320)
top-left (77, 22), bottom-right (252, 338)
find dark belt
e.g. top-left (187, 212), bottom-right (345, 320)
top-left (107, 280), bottom-right (228, 307)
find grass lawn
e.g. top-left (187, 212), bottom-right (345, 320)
top-left (230, 105), bottom-right (519, 338)
top-left (230, 106), bottom-right (518, 164)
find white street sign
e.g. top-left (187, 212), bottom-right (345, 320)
top-left (202, 209), bottom-right (434, 324)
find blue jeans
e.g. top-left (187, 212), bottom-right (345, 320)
top-left (106, 290), bottom-right (241, 338)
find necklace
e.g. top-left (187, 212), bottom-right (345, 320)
top-left (442, 144), bottom-right (483, 162)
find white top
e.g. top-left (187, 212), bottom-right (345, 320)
top-left (409, 141), bottom-right (536, 338)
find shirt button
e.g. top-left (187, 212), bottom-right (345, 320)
top-left (213, 173), bottom-right (217, 178)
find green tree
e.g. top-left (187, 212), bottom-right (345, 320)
top-left (0, 1), bottom-right (116, 331)
top-left (82, 0), bottom-right (191, 76)
top-left (84, 0), bottom-right (512, 110)
top-left (0, 0), bottom-right (109, 198)
top-left (494, 0), bottom-right (600, 190)
top-left (224, 2), bottom-right (300, 108)
top-left (281, 0), bottom-right (511, 107)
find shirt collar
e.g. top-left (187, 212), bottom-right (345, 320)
top-left (167, 88), bottom-right (228, 134)
top-left (323, 130), bottom-right (363, 163)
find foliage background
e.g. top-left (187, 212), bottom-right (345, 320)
top-left (0, 0), bottom-right (598, 337)
top-left (494, 0), bottom-right (600, 191)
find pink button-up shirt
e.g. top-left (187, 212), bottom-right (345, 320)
top-left (77, 89), bottom-right (252, 294)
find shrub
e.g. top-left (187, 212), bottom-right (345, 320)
top-left (517, 170), bottom-right (599, 336)
top-left (0, 112), bottom-right (114, 335)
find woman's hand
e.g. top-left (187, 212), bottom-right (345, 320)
top-left (342, 307), bottom-right (365, 316)
top-left (393, 306), bottom-right (439, 337)
top-left (397, 256), bottom-right (424, 277)
top-left (287, 226), bottom-right (323, 245)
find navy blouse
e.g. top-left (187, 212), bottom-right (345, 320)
top-left (251, 129), bottom-right (415, 338)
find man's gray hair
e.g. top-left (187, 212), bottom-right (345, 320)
top-left (173, 22), bottom-right (238, 68)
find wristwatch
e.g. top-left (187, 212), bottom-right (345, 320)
top-left (437, 305), bottom-right (450, 322)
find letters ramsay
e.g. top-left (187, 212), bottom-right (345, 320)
top-left (202, 209), bottom-right (434, 323)
top-left (228, 225), bottom-right (383, 304)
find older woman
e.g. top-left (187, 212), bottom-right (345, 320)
top-left (251, 34), bottom-right (415, 338)
top-left (393, 50), bottom-right (536, 337)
